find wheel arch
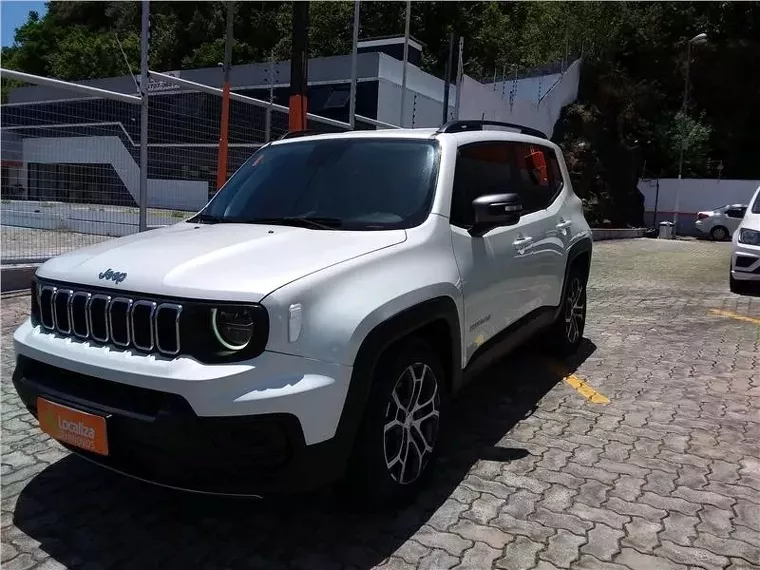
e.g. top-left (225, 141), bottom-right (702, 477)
top-left (329, 296), bottom-right (461, 471)
top-left (555, 237), bottom-right (593, 320)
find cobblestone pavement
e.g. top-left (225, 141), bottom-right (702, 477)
top-left (2, 239), bottom-right (759, 570)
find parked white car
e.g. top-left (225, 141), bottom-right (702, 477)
top-left (12, 121), bottom-right (592, 504)
top-left (730, 186), bottom-right (760, 294)
top-left (695, 203), bottom-right (748, 240)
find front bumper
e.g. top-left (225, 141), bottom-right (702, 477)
top-left (12, 319), bottom-right (355, 495)
top-left (13, 355), bottom-right (353, 495)
top-left (731, 241), bottom-right (760, 282)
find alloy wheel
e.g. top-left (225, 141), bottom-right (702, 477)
top-left (564, 277), bottom-right (585, 344)
top-left (383, 362), bottom-right (440, 485)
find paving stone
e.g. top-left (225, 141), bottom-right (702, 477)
top-left (539, 529), bottom-right (586, 567)
top-left (449, 519), bottom-right (514, 550)
top-left (697, 505), bottom-right (734, 538)
top-left (734, 499), bottom-right (760, 532)
top-left (427, 498), bottom-right (469, 532)
top-left (576, 480), bottom-right (610, 508)
top-left (654, 540), bottom-right (730, 570)
top-left (413, 526), bottom-right (473, 558)
top-left (393, 540), bottom-right (430, 565)
top-left (493, 512), bottom-right (555, 542)
top-left (581, 524), bottom-right (625, 562)
top-left (660, 513), bottom-right (699, 547)
top-left (453, 542), bottom-right (500, 570)
top-left (499, 489), bottom-right (540, 520)
top-left (537, 485), bottom-right (577, 513)
top-left (606, 497), bottom-right (668, 521)
top-left (693, 534), bottom-right (760, 566)
top-left (462, 493), bottom-right (503, 525)
top-left (640, 492), bottom-right (702, 516)
top-left (574, 554), bottom-right (630, 570)
top-left (568, 503), bottom-right (629, 529)
top-left (495, 536), bottom-right (544, 570)
top-left (1, 553), bottom-right (37, 570)
top-left (645, 470), bottom-right (679, 495)
top-left (672, 486), bottom-right (735, 509)
top-left (621, 516), bottom-right (664, 552)
top-left (615, 548), bottom-right (689, 570)
top-left (417, 549), bottom-right (459, 570)
top-left (462, 475), bottom-right (514, 499)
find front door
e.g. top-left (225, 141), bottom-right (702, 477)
top-left (448, 141), bottom-right (544, 363)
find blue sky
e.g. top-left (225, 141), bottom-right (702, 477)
top-left (2, 1), bottom-right (47, 47)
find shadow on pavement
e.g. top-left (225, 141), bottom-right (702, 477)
top-left (14, 340), bottom-right (596, 570)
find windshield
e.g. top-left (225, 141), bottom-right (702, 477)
top-left (194, 138), bottom-right (439, 230)
top-left (753, 188), bottom-right (760, 214)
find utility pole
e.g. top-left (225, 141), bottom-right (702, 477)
top-left (349, 0), bottom-right (360, 129)
top-left (265, 50), bottom-right (274, 142)
top-left (673, 32), bottom-right (708, 237)
top-left (216, 0), bottom-right (234, 191)
top-left (289, 2), bottom-right (309, 132)
top-left (441, 31), bottom-right (453, 125)
top-left (454, 37), bottom-right (464, 119)
top-left (138, 0), bottom-right (149, 232)
top-left (399, 0), bottom-right (411, 127)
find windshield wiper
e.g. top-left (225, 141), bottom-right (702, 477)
top-left (247, 216), bottom-right (343, 230)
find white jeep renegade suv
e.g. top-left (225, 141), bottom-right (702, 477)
top-left (13, 120), bottom-right (592, 503)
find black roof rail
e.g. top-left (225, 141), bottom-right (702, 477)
top-left (278, 129), bottom-right (322, 140)
top-left (436, 120), bottom-right (548, 140)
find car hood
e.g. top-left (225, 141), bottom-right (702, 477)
top-left (37, 222), bottom-right (407, 301)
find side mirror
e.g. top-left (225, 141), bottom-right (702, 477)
top-left (469, 193), bottom-right (522, 237)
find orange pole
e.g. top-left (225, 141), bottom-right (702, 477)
top-left (216, 81), bottom-right (231, 190)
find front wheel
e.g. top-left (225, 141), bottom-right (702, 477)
top-left (339, 338), bottom-right (446, 507)
top-left (546, 266), bottom-right (587, 356)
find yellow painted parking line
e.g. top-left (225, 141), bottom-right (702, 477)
top-left (551, 363), bottom-right (610, 404)
top-left (564, 374), bottom-right (610, 404)
top-left (709, 309), bottom-right (760, 326)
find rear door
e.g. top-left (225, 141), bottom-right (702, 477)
top-left (509, 142), bottom-right (568, 308)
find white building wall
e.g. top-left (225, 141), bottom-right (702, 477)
top-left (457, 59), bottom-right (581, 138)
top-left (22, 136), bottom-right (208, 211)
top-left (638, 178), bottom-right (760, 234)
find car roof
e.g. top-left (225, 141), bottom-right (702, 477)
top-left (269, 126), bottom-right (555, 149)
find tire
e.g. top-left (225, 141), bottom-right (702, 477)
top-left (546, 264), bottom-right (588, 357)
top-left (339, 338), bottom-right (447, 507)
top-left (710, 226), bottom-right (729, 241)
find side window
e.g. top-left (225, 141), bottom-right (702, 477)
top-left (512, 143), bottom-right (563, 213)
top-left (450, 142), bottom-right (514, 228)
top-left (726, 207), bottom-right (746, 219)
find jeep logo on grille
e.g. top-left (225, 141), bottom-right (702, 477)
top-left (98, 268), bottom-right (127, 284)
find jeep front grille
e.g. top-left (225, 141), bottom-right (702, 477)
top-left (37, 285), bottom-right (182, 356)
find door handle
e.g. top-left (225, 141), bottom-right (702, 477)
top-left (556, 220), bottom-right (572, 230)
top-left (513, 236), bottom-right (534, 251)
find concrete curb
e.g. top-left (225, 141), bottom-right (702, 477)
top-left (591, 228), bottom-right (646, 241)
top-left (1, 264), bottom-right (37, 293)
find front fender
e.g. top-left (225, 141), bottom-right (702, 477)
top-left (262, 217), bottom-right (464, 367)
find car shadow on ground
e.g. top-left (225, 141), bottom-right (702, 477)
top-left (13, 340), bottom-right (596, 570)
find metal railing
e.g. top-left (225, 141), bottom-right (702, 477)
top-left (1, 66), bottom-right (400, 265)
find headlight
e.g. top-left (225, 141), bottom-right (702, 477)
top-left (211, 306), bottom-right (255, 350)
top-left (739, 228), bottom-right (760, 246)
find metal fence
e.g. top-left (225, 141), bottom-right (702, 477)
top-left (0, 67), bottom-right (398, 265)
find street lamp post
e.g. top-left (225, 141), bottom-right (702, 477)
top-left (673, 32), bottom-right (707, 237)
